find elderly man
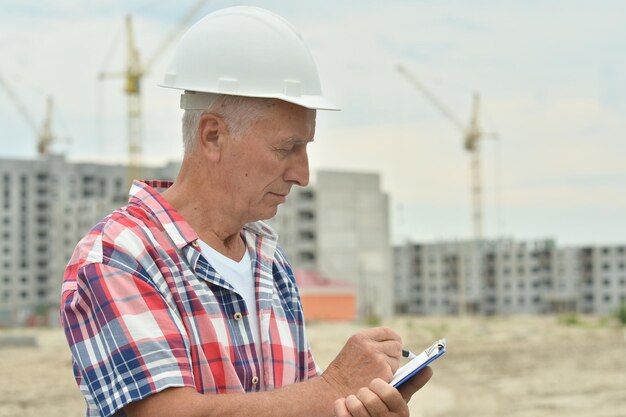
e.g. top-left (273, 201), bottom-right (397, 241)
top-left (61, 6), bottom-right (432, 417)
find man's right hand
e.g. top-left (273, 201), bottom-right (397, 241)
top-left (321, 327), bottom-right (403, 398)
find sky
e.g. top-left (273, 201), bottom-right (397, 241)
top-left (0, 0), bottom-right (625, 246)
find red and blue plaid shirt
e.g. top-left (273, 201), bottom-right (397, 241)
top-left (61, 180), bottom-right (318, 417)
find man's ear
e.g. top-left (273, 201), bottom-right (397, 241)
top-left (197, 113), bottom-right (227, 162)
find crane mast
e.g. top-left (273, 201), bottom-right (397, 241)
top-left (37, 96), bottom-right (55, 156)
top-left (466, 93), bottom-right (483, 241)
top-left (125, 15), bottom-right (143, 188)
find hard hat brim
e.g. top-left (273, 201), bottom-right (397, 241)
top-left (163, 85), bottom-right (341, 111)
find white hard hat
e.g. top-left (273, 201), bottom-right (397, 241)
top-left (160, 6), bottom-right (339, 111)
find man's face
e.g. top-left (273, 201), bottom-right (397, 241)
top-left (220, 100), bottom-right (316, 223)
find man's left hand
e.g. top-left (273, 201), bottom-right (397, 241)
top-left (333, 367), bottom-right (433, 417)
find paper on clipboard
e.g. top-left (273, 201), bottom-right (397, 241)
top-left (390, 338), bottom-right (446, 388)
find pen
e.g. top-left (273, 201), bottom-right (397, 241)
top-left (402, 349), bottom-right (417, 359)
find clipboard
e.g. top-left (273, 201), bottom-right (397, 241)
top-left (390, 338), bottom-right (446, 388)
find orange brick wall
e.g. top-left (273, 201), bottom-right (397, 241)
top-left (300, 294), bottom-right (356, 321)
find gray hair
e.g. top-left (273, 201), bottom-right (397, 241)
top-left (181, 95), bottom-right (277, 155)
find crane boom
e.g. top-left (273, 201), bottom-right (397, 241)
top-left (0, 74), bottom-right (56, 156)
top-left (0, 74), bottom-right (39, 134)
top-left (396, 64), bottom-right (465, 133)
top-left (144, 0), bottom-right (211, 71)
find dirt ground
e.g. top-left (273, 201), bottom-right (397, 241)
top-left (1, 315), bottom-right (625, 417)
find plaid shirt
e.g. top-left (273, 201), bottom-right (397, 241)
top-left (61, 180), bottom-right (318, 417)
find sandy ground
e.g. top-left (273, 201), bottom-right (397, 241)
top-left (1, 315), bottom-right (625, 417)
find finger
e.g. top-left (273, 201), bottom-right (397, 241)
top-left (355, 386), bottom-right (388, 416)
top-left (346, 328), bottom-right (402, 359)
top-left (370, 378), bottom-right (409, 413)
top-left (334, 398), bottom-right (351, 417)
top-left (362, 327), bottom-right (402, 344)
top-left (397, 366), bottom-right (434, 401)
top-left (345, 394), bottom-right (371, 417)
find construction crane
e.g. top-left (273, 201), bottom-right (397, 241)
top-left (397, 64), bottom-right (498, 316)
top-left (99, 0), bottom-right (211, 186)
top-left (0, 73), bottom-right (56, 157)
top-left (396, 64), bottom-right (497, 240)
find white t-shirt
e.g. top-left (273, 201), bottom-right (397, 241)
top-left (197, 240), bottom-right (263, 370)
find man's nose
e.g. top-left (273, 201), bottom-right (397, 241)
top-left (285, 145), bottom-right (310, 187)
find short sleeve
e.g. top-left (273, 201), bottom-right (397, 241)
top-left (61, 262), bottom-right (196, 417)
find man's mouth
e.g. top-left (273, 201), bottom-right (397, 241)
top-left (268, 191), bottom-right (289, 202)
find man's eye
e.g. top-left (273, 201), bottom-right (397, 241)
top-left (276, 147), bottom-right (292, 155)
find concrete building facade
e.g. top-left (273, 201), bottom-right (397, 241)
top-left (576, 245), bottom-right (626, 315)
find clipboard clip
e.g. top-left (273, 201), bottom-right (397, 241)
top-left (425, 339), bottom-right (446, 357)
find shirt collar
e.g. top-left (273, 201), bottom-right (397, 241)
top-left (128, 180), bottom-right (198, 249)
top-left (243, 220), bottom-right (279, 242)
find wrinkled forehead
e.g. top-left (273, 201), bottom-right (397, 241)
top-left (267, 99), bottom-right (317, 127)
top-left (248, 101), bottom-right (316, 142)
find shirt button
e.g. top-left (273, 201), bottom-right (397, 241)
top-left (191, 241), bottom-right (199, 248)
top-left (251, 376), bottom-right (259, 385)
top-left (233, 312), bottom-right (243, 321)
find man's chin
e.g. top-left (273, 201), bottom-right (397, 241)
top-left (255, 205), bottom-right (280, 222)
